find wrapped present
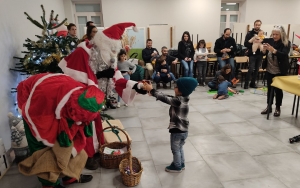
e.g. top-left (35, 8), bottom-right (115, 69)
top-left (250, 87), bottom-right (267, 95)
top-left (102, 120), bottom-right (132, 143)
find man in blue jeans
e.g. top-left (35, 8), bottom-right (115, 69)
top-left (152, 46), bottom-right (177, 82)
top-left (214, 28), bottom-right (237, 80)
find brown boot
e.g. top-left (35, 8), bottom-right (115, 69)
top-left (261, 107), bottom-right (272, 114)
top-left (85, 157), bottom-right (99, 170)
top-left (274, 107), bottom-right (281, 117)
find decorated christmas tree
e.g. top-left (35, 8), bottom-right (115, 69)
top-left (11, 5), bottom-right (78, 75)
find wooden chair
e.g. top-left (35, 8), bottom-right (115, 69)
top-left (206, 42), bottom-right (212, 53)
top-left (235, 56), bottom-right (249, 87)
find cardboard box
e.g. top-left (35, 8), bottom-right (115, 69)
top-left (102, 120), bottom-right (132, 143)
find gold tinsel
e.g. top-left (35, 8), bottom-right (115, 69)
top-left (42, 53), bottom-right (61, 65)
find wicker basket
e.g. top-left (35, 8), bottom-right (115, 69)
top-left (99, 126), bottom-right (131, 169)
top-left (119, 150), bottom-right (143, 187)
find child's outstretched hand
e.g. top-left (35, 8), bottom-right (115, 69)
top-left (143, 81), bottom-right (153, 92)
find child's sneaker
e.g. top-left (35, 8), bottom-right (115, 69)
top-left (165, 163), bottom-right (183, 173)
top-left (124, 104), bottom-right (128, 107)
top-left (171, 162), bottom-right (185, 170)
top-left (117, 102), bottom-right (120, 108)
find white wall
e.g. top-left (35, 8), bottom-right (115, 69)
top-left (243, 0), bottom-right (300, 25)
top-left (102, 0), bottom-right (221, 49)
top-left (63, 0), bottom-right (75, 24)
top-left (0, 0), bottom-right (66, 150)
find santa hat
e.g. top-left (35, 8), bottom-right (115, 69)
top-left (103, 22), bottom-right (138, 40)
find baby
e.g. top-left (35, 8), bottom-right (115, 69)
top-left (249, 30), bottom-right (265, 55)
top-left (213, 75), bottom-right (236, 100)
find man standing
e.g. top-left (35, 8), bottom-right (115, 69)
top-left (214, 28), bottom-right (237, 79)
top-left (67, 23), bottom-right (78, 40)
top-left (243, 20), bottom-right (263, 89)
top-left (142, 39), bottom-right (159, 79)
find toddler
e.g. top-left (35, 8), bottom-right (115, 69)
top-left (143, 77), bottom-right (198, 173)
top-left (249, 30), bottom-right (265, 54)
top-left (154, 58), bottom-right (173, 88)
top-left (213, 75), bottom-right (236, 100)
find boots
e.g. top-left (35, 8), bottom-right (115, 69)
top-left (274, 107), bottom-right (281, 117)
top-left (62, 174), bottom-right (93, 185)
top-left (85, 157), bottom-right (99, 170)
top-left (249, 82), bottom-right (257, 88)
top-left (261, 106), bottom-right (272, 114)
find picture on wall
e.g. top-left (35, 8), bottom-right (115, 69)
top-left (121, 27), bottom-right (146, 49)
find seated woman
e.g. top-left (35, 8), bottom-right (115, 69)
top-left (208, 64), bottom-right (233, 90)
top-left (154, 58), bottom-right (172, 88)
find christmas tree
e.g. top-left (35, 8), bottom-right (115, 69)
top-left (11, 5), bottom-right (78, 75)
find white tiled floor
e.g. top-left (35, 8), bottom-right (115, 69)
top-left (1, 84), bottom-right (300, 188)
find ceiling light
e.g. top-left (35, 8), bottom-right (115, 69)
top-left (226, 8), bottom-right (229, 10)
top-left (226, 3), bottom-right (236, 5)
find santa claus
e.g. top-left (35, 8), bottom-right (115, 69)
top-left (58, 22), bottom-right (146, 170)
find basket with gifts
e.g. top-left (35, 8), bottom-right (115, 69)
top-left (119, 149), bottom-right (143, 187)
top-left (99, 122), bottom-right (132, 169)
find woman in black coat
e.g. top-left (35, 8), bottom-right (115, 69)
top-left (178, 31), bottom-right (195, 77)
top-left (261, 25), bottom-right (291, 117)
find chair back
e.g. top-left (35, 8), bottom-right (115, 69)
top-left (235, 56), bottom-right (249, 70)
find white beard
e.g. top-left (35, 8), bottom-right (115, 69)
top-left (89, 32), bottom-right (122, 97)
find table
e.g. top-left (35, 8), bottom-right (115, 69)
top-left (267, 75), bottom-right (300, 119)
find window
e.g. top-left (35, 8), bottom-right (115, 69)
top-left (74, 2), bottom-right (103, 38)
top-left (220, 3), bottom-right (239, 36)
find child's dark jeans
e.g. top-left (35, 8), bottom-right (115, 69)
top-left (170, 132), bottom-right (188, 169)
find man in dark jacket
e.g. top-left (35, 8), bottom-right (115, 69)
top-left (244, 20), bottom-right (263, 89)
top-left (142, 39), bottom-right (159, 79)
top-left (214, 28), bottom-right (237, 79)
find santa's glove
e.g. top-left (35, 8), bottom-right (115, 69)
top-left (96, 68), bottom-right (115, 79)
top-left (132, 83), bottom-right (147, 95)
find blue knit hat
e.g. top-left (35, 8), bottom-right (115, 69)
top-left (176, 77), bottom-right (198, 97)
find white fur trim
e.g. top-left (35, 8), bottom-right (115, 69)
top-left (137, 83), bottom-right (144, 89)
top-left (77, 42), bottom-right (91, 56)
top-left (71, 147), bottom-right (78, 157)
top-left (122, 80), bottom-right (137, 104)
top-left (133, 26), bottom-right (138, 32)
top-left (55, 87), bottom-right (83, 119)
top-left (114, 70), bottom-right (124, 81)
top-left (92, 121), bottom-right (99, 153)
top-left (58, 58), bottom-right (98, 87)
top-left (76, 122), bottom-right (82, 125)
top-left (25, 74), bottom-right (64, 147)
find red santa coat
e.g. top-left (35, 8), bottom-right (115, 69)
top-left (17, 73), bottom-right (97, 156)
